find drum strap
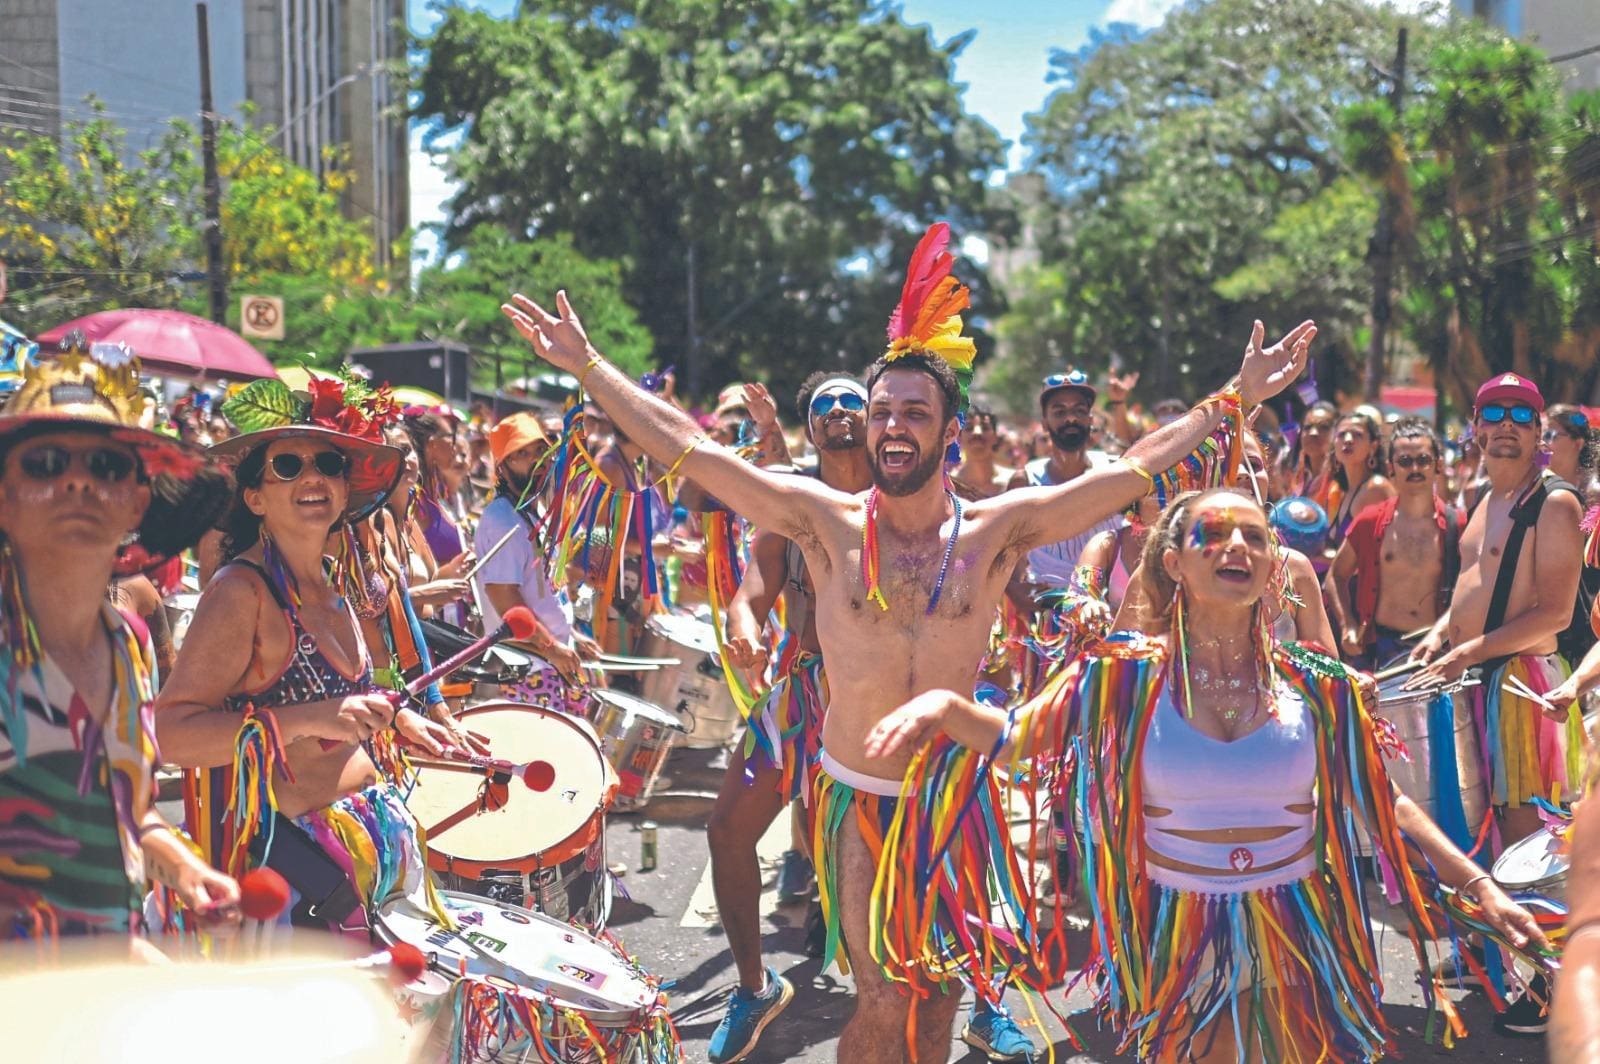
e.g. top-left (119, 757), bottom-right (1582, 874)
top-left (1480, 476), bottom-right (1568, 673)
top-left (248, 811), bottom-right (363, 927)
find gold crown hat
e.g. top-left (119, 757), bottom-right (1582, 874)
top-left (0, 331), bottom-right (233, 576)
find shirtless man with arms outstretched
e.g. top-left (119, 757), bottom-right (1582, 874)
top-left (503, 283), bottom-right (1313, 1062)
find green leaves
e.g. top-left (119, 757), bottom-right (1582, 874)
top-left (221, 379), bottom-right (308, 434)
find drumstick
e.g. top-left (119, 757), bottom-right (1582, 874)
top-left (416, 746), bottom-right (559, 792)
top-left (598, 652), bottom-right (683, 667)
top-left (461, 524), bottom-right (524, 583)
top-left (1503, 674), bottom-right (1558, 711)
top-left (399, 606), bottom-right (538, 697)
top-left (1374, 659), bottom-right (1423, 682)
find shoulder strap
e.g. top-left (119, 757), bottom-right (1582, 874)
top-left (1484, 478), bottom-right (1552, 634)
top-left (1442, 504), bottom-right (1462, 604)
top-left (224, 558), bottom-right (290, 611)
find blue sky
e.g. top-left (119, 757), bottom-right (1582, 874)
top-left (404, 0), bottom-right (1195, 261)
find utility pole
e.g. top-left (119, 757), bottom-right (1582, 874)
top-left (1363, 26), bottom-right (1407, 403)
top-left (196, 3), bottom-right (227, 325)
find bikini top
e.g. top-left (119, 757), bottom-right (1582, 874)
top-left (223, 559), bottom-right (372, 713)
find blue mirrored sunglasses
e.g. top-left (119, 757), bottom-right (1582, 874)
top-left (810, 390), bottom-right (865, 418)
top-left (1478, 403), bottom-right (1536, 425)
top-left (1043, 371), bottom-right (1090, 389)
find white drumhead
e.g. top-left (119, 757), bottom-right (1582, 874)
top-left (164, 592), bottom-right (203, 611)
top-left (374, 891), bottom-right (653, 1022)
top-left (1492, 825), bottom-right (1570, 890)
top-left (644, 612), bottom-right (721, 656)
top-left (593, 689), bottom-right (687, 732)
top-left (407, 704), bottom-right (609, 863)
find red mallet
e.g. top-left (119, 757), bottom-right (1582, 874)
top-left (521, 760), bottom-right (556, 793)
top-left (239, 868), bottom-right (292, 922)
top-left (401, 606), bottom-right (539, 697)
top-left (386, 942), bottom-right (428, 985)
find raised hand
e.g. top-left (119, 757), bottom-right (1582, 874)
top-left (502, 291), bottom-right (593, 374)
top-left (1105, 370), bottom-right (1139, 402)
top-left (1238, 319), bottom-right (1316, 407)
top-left (742, 382), bottom-right (780, 434)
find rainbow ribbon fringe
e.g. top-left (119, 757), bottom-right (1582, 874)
top-left (223, 706), bottom-right (294, 877)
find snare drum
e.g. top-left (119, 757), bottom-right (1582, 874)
top-left (1492, 824), bottom-right (1570, 905)
top-left (1373, 674), bottom-right (1488, 842)
top-left (638, 612), bottom-right (742, 748)
top-left (406, 702), bottom-right (617, 930)
top-left (589, 689), bottom-right (688, 809)
top-left (374, 891), bottom-right (678, 1064)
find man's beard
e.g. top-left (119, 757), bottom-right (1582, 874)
top-left (499, 469), bottom-right (536, 503)
top-left (815, 419), bottom-right (862, 452)
top-left (1049, 422), bottom-right (1089, 451)
top-left (870, 441), bottom-right (944, 497)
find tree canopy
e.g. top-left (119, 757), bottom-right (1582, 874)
top-left (412, 0), bottom-right (1010, 403)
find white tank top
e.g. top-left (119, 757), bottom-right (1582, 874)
top-left (1140, 674), bottom-right (1318, 894)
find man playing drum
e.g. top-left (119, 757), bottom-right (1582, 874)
top-left (1328, 417), bottom-right (1462, 671)
top-left (1407, 373), bottom-right (1586, 1037)
top-left (502, 221), bottom-right (1317, 1061)
top-left (0, 339), bottom-right (240, 937)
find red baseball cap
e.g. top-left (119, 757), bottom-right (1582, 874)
top-left (1474, 372), bottom-right (1544, 414)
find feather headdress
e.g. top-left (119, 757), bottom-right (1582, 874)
top-left (883, 223), bottom-right (978, 413)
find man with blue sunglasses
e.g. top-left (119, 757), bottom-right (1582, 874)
top-left (1405, 371), bottom-right (1586, 1037)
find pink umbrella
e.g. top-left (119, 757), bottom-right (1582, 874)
top-left (36, 308), bottom-right (279, 380)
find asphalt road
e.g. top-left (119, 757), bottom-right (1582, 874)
top-left (601, 747), bottom-right (1545, 1064)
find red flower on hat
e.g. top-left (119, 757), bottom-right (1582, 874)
top-left (136, 442), bottom-right (206, 479)
top-left (330, 404), bottom-right (375, 440)
top-left (362, 385), bottom-right (400, 428)
top-left (305, 376), bottom-right (349, 423)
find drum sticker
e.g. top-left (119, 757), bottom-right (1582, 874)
top-left (630, 748), bottom-right (659, 773)
top-left (500, 909), bottom-right (532, 925)
top-left (425, 928), bottom-right (459, 949)
top-left (1229, 847), bottom-right (1255, 872)
top-left (457, 908), bottom-right (485, 927)
top-left (553, 961), bottom-right (608, 990)
top-left (465, 931), bottom-right (508, 954)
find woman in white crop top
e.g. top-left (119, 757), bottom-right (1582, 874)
top-left (868, 489), bottom-right (1544, 1063)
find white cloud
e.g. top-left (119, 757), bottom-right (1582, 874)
top-left (1102, 0), bottom-right (1184, 29)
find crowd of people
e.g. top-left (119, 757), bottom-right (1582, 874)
top-left (2, 222), bottom-right (1600, 1064)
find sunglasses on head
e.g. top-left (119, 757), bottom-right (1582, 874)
top-left (1478, 403), bottom-right (1536, 425)
top-left (18, 444), bottom-right (140, 484)
top-left (1043, 371), bottom-right (1090, 389)
top-left (1392, 453), bottom-right (1434, 470)
top-left (810, 390), bottom-right (865, 418)
top-left (267, 450), bottom-right (349, 481)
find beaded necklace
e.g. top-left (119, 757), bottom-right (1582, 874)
top-left (861, 486), bottom-right (963, 615)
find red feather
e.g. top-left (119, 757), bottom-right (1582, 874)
top-left (886, 223), bottom-right (955, 342)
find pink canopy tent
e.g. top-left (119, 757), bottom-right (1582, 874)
top-left (36, 308), bottom-right (278, 380)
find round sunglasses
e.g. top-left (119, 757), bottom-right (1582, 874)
top-left (810, 390), bottom-right (865, 418)
top-left (18, 444), bottom-right (140, 483)
top-left (267, 450), bottom-right (349, 482)
top-left (1478, 403), bottom-right (1536, 425)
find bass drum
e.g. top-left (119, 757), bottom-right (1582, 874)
top-left (406, 702), bottom-right (617, 931)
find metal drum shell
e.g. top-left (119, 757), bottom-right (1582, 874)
top-left (1364, 680), bottom-right (1488, 854)
top-left (636, 613), bottom-right (742, 748)
top-left (589, 690), bottom-right (687, 810)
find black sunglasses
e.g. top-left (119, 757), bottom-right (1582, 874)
top-left (18, 444), bottom-right (140, 484)
top-left (268, 450), bottom-right (349, 481)
top-left (1392, 453), bottom-right (1435, 470)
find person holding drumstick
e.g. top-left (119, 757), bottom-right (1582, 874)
top-left (867, 488), bottom-right (1546, 1063)
top-left (0, 339), bottom-right (240, 937)
top-left (157, 382), bottom-right (458, 933)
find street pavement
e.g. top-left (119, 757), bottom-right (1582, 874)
top-left (604, 747), bottom-right (1545, 1064)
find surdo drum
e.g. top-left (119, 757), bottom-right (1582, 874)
top-left (405, 702), bottom-right (616, 931)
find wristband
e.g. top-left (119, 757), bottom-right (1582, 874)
top-left (665, 434), bottom-right (708, 479)
top-left (1459, 872), bottom-right (1493, 902)
top-left (578, 354), bottom-right (603, 391)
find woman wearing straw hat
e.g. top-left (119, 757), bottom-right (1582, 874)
top-left (0, 336), bottom-right (239, 937)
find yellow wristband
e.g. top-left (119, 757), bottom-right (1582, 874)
top-left (1124, 458), bottom-right (1155, 495)
top-left (666, 435), bottom-right (708, 479)
top-left (578, 354), bottom-right (602, 391)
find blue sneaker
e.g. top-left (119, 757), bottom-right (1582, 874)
top-left (707, 967), bottom-right (794, 1063)
top-left (774, 849), bottom-right (814, 904)
top-left (962, 1001), bottom-right (1037, 1062)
